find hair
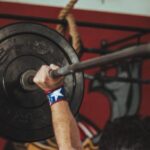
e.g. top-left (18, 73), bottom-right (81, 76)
top-left (99, 116), bottom-right (150, 150)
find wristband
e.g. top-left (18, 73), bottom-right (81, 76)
top-left (46, 86), bottom-right (65, 106)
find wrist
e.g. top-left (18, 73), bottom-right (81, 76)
top-left (44, 84), bottom-right (64, 94)
top-left (46, 86), bottom-right (66, 106)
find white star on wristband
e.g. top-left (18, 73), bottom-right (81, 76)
top-left (46, 87), bottom-right (65, 105)
top-left (51, 88), bottom-right (63, 100)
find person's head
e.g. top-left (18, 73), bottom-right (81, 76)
top-left (99, 116), bottom-right (150, 150)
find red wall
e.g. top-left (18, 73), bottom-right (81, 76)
top-left (0, 2), bottom-right (150, 148)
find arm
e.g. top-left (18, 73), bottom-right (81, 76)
top-left (33, 64), bottom-right (82, 150)
top-left (51, 101), bottom-right (82, 150)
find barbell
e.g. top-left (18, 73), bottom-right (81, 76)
top-left (0, 22), bottom-right (149, 142)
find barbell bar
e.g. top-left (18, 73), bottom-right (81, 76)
top-left (50, 44), bottom-right (150, 78)
top-left (25, 43), bottom-right (150, 84)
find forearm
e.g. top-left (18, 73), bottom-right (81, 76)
top-left (51, 101), bottom-right (82, 150)
top-left (33, 64), bottom-right (82, 149)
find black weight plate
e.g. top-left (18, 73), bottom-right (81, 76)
top-left (0, 23), bottom-right (84, 142)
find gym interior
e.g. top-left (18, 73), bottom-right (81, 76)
top-left (0, 0), bottom-right (150, 149)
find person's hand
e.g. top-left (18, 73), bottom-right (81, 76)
top-left (33, 64), bottom-right (63, 92)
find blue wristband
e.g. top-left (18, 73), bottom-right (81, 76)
top-left (46, 86), bottom-right (65, 106)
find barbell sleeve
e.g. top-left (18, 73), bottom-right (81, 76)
top-left (50, 43), bottom-right (150, 78)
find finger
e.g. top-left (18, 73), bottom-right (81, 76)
top-left (50, 64), bottom-right (59, 70)
top-left (33, 65), bottom-right (49, 83)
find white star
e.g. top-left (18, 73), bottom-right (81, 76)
top-left (51, 88), bottom-right (63, 100)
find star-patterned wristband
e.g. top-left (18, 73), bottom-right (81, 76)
top-left (46, 86), bottom-right (65, 106)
